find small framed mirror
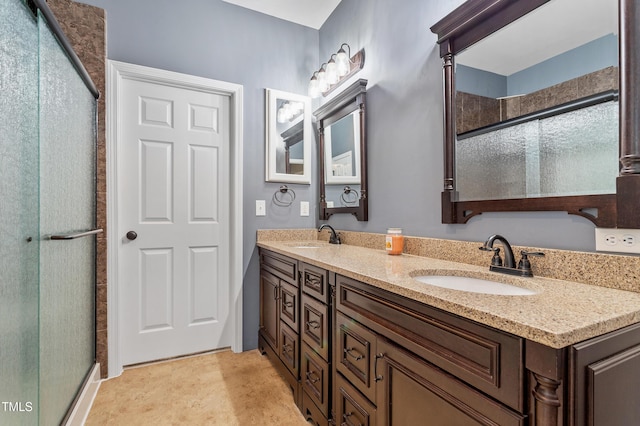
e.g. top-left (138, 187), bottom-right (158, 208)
top-left (314, 79), bottom-right (368, 221)
top-left (324, 110), bottom-right (361, 185)
top-left (265, 88), bottom-right (312, 184)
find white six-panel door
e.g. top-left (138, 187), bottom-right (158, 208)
top-left (118, 75), bottom-right (231, 365)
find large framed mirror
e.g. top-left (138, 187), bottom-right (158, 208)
top-left (314, 79), bottom-right (368, 221)
top-left (431, 0), bottom-right (640, 228)
top-left (265, 88), bottom-right (312, 184)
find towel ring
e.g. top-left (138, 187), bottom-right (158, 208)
top-left (341, 186), bottom-right (359, 205)
top-left (273, 185), bottom-right (296, 207)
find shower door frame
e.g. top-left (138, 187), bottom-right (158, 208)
top-left (106, 60), bottom-right (244, 378)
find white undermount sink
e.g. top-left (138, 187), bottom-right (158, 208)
top-left (286, 242), bottom-right (323, 249)
top-left (414, 275), bottom-right (536, 296)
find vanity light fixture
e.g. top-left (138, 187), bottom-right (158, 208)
top-left (308, 43), bottom-right (365, 98)
top-left (276, 101), bottom-right (304, 123)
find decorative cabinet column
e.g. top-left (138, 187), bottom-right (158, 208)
top-left (618, 0), bottom-right (640, 227)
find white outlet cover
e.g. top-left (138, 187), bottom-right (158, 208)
top-left (256, 199), bottom-right (266, 216)
top-left (595, 228), bottom-right (640, 254)
top-left (300, 201), bottom-right (309, 217)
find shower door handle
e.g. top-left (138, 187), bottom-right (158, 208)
top-left (50, 228), bottom-right (103, 240)
top-left (126, 231), bottom-right (138, 241)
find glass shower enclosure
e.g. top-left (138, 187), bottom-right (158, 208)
top-left (1, 0), bottom-right (100, 424)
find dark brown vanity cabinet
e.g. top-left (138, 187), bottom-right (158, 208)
top-left (258, 249), bottom-right (301, 405)
top-left (259, 248), bottom-right (640, 425)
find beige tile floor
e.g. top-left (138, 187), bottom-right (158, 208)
top-left (86, 349), bottom-right (307, 425)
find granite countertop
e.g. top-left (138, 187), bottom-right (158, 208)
top-left (257, 240), bottom-right (640, 348)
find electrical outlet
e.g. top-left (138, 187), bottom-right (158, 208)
top-left (256, 200), bottom-right (266, 216)
top-left (595, 228), bottom-right (640, 254)
top-left (300, 201), bottom-right (309, 217)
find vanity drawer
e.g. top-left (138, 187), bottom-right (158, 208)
top-left (301, 342), bottom-right (330, 417)
top-left (278, 321), bottom-right (299, 377)
top-left (260, 249), bottom-right (298, 285)
top-left (279, 279), bottom-right (299, 333)
top-left (335, 372), bottom-right (377, 426)
top-left (335, 311), bottom-right (377, 404)
top-left (301, 391), bottom-right (329, 426)
top-left (301, 262), bottom-right (329, 304)
top-left (336, 275), bottom-right (524, 412)
top-left (302, 293), bottom-right (330, 361)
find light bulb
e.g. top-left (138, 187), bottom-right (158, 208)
top-left (326, 59), bottom-right (339, 85)
top-left (336, 47), bottom-right (350, 76)
top-left (308, 74), bottom-right (320, 98)
top-left (317, 68), bottom-right (329, 92)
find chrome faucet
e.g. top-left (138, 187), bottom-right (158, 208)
top-left (480, 234), bottom-right (544, 277)
top-left (318, 224), bottom-right (341, 244)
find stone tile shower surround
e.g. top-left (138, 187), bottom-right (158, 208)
top-left (47, 0), bottom-right (108, 377)
top-left (257, 229), bottom-right (640, 293)
top-left (456, 66), bottom-right (619, 134)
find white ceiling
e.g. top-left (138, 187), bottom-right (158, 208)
top-left (221, 0), bottom-right (342, 29)
top-left (456, 0), bottom-right (618, 76)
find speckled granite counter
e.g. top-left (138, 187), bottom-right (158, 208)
top-left (257, 239), bottom-right (640, 349)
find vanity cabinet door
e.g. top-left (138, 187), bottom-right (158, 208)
top-left (335, 312), bottom-right (378, 404)
top-left (571, 322), bottom-right (640, 426)
top-left (376, 338), bottom-right (525, 426)
top-left (259, 269), bottom-right (279, 351)
top-left (302, 293), bottom-right (330, 361)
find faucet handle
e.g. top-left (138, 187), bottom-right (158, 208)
top-left (518, 250), bottom-right (544, 271)
top-left (479, 246), bottom-right (502, 266)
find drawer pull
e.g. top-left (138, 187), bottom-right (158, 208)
top-left (305, 276), bottom-right (322, 290)
top-left (306, 320), bottom-right (321, 329)
top-left (342, 412), bottom-right (363, 426)
top-left (374, 353), bottom-right (385, 382)
top-left (273, 286), bottom-right (280, 301)
top-left (283, 300), bottom-right (294, 308)
top-left (344, 347), bottom-right (364, 361)
top-left (306, 370), bottom-right (320, 384)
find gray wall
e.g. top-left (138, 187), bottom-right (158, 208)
top-left (317, 0), bottom-right (597, 249)
top-left (80, 0), bottom-right (605, 351)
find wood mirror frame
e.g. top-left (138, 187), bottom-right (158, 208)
top-left (314, 79), bottom-right (368, 221)
top-left (431, 0), bottom-right (640, 228)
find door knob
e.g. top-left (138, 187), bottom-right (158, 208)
top-left (126, 231), bottom-right (138, 240)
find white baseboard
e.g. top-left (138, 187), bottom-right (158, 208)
top-left (65, 363), bottom-right (101, 426)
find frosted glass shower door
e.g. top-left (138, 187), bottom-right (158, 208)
top-left (0, 0), bottom-right (40, 424)
top-left (38, 12), bottom-right (97, 426)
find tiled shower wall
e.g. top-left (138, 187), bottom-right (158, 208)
top-left (47, 0), bottom-right (108, 378)
top-left (456, 66), bottom-right (619, 134)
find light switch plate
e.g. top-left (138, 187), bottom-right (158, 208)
top-left (300, 201), bottom-right (309, 216)
top-left (595, 228), bottom-right (640, 254)
top-left (327, 201), bottom-right (334, 208)
top-left (256, 200), bottom-right (266, 216)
